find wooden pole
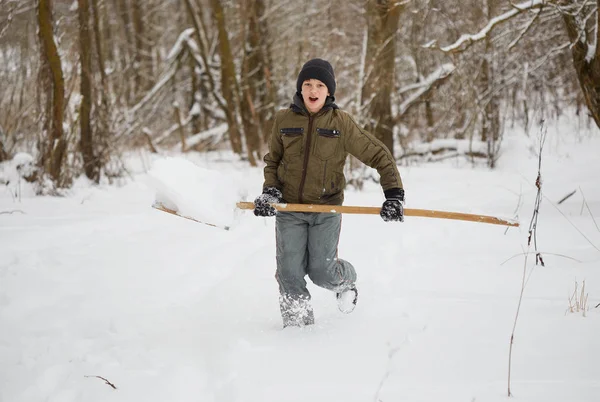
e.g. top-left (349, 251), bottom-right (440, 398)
top-left (236, 201), bottom-right (519, 227)
top-left (152, 202), bottom-right (231, 230)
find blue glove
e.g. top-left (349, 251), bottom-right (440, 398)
top-left (380, 188), bottom-right (404, 222)
top-left (253, 187), bottom-right (283, 217)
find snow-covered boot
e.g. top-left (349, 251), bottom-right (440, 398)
top-left (336, 286), bottom-right (358, 314)
top-left (280, 294), bottom-right (314, 328)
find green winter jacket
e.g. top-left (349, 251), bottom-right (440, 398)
top-left (263, 94), bottom-right (403, 205)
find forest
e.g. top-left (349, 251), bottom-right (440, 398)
top-left (0, 0), bottom-right (598, 193)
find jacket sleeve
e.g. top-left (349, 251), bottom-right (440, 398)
top-left (262, 110), bottom-right (285, 190)
top-left (342, 112), bottom-right (403, 191)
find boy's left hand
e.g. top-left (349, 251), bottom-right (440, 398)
top-left (380, 188), bottom-right (405, 222)
top-left (380, 199), bottom-right (404, 222)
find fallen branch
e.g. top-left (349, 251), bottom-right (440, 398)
top-left (0, 210), bottom-right (25, 215)
top-left (557, 190), bottom-right (576, 204)
top-left (84, 375), bottom-right (117, 390)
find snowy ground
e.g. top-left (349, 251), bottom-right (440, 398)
top-left (1, 118), bottom-right (599, 402)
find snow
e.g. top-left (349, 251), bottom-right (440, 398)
top-left (1, 116), bottom-right (599, 402)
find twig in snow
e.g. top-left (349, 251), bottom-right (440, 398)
top-left (542, 192), bottom-right (600, 253)
top-left (508, 123), bottom-right (547, 398)
top-left (527, 125), bottom-right (547, 267)
top-left (557, 190), bottom-right (576, 205)
top-left (500, 251), bottom-right (582, 266)
top-left (579, 187), bottom-right (599, 232)
top-left (505, 185), bottom-right (523, 235)
top-left (518, 178), bottom-right (600, 252)
top-left (0, 210), bottom-right (25, 215)
top-left (84, 375), bottom-right (117, 390)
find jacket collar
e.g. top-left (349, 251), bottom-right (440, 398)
top-left (290, 92), bottom-right (338, 116)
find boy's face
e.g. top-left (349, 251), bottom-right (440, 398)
top-left (301, 79), bottom-right (329, 113)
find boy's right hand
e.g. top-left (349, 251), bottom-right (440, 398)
top-left (253, 187), bottom-right (283, 217)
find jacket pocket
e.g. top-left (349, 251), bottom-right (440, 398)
top-left (277, 162), bottom-right (286, 185)
top-left (315, 128), bottom-right (340, 160)
top-left (280, 127), bottom-right (303, 156)
top-left (321, 162), bottom-right (345, 199)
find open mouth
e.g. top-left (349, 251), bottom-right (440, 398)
top-left (309, 97), bottom-right (319, 102)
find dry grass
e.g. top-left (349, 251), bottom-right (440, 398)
top-left (566, 280), bottom-right (589, 317)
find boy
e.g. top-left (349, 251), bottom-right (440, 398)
top-left (254, 58), bottom-right (404, 327)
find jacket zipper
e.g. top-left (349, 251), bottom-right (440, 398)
top-left (298, 115), bottom-right (314, 204)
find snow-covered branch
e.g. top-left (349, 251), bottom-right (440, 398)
top-left (128, 63), bottom-right (179, 117)
top-left (508, 8), bottom-right (542, 50)
top-left (395, 63), bottom-right (455, 120)
top-left (425, 0), bottom-right (548, 53)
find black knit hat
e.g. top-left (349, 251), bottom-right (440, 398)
top-left (296, 58), bottom-right (336, 96)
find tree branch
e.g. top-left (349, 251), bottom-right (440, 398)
top-left (508, 8), bottom-right (542, 50)
top-left (394, 63), bottom-right (455, 122)
top-left (84, 375), bottom-right (117, 390)
top-left (425, 0), bottom-right (548, 53)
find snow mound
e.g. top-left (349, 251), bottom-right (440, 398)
top-left (0, 152), bottom-right (37, 198)
top-left (147, 156), bottom-right (242, 228)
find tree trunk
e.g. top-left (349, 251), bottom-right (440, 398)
top-left (240, 55), bottom-right (260, 166)
top-left (240, 0), bottom-right (275, 164)
top-left (253, 0), bottom-right (277, 144)
top-left (131, 0), bottom-right (149, 97)
top-left (101, 0), bottom-right (113, 65)
top-left (0, 138), bottom-right (8, 162)
top-left (210, 0), bottom-right (243, 155)
top-left (361, 0), bottom-right (402, 157)
top-left (90, 0), bottom-right (107, 88)
top-left (561, 1), bottom-right (600, 129)
top-left (115, 0), bottom-right (134, 104)
top-left (479, 0), bottom-right (501, 168)
top-left (409, 6), bottom-right (434, 142)
top-left (37, 0), bottom-right (67, 187)
top-left (189, 55), bottom-right (204, 134)
top-left (183, 0), bottom-right (222, 135)
top-left (78, 0), bottom-right (100, 182)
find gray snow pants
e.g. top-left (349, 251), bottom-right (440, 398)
top-left (275, 212), bottom-right (357, 300)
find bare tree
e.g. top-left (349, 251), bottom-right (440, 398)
top-left (560, 0), bottom-right (600, 128)
top-left (209, 0), bottom-right (243, 155)
top-left (478, 0), bottom-right (502, 168)
top-left (78, 0), bottom-right (101, 182)
top-left (131, 0), bottom-right (153, 96)
top-left (37, 0), bottom-right (67, 188)
top-left (361, 0), bottom-right (404, 155)
top-left (243, 0), bottom-right (277, 145)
